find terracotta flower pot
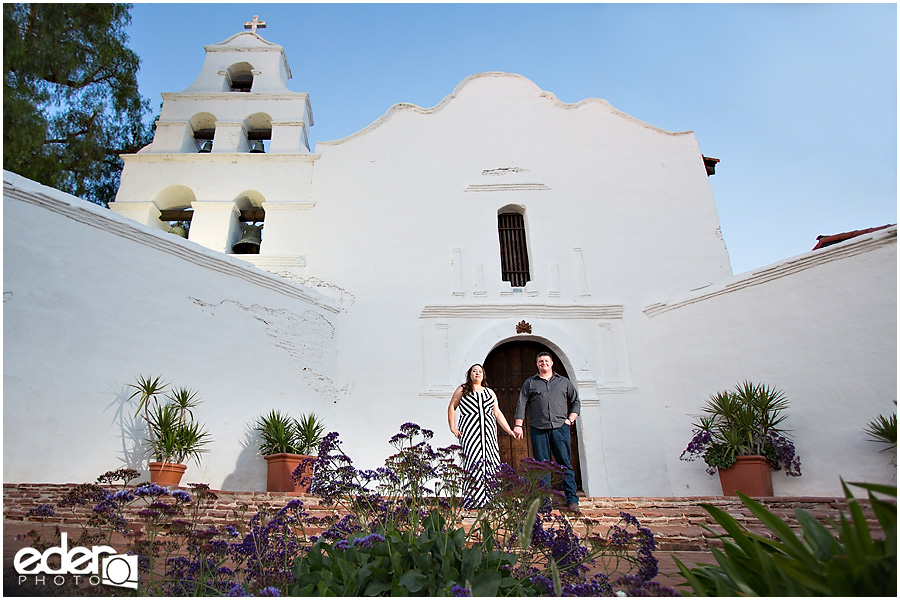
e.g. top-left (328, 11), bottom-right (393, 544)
top-left (265, 453), bottom-right (314, 493)
top-left (718, 455), bottom-right (774, 497)
top-left (149, 461), bottom-right (187, 487)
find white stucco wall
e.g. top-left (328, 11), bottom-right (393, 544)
top-left (6, 34), bottom-right (895, 498)
top-left (285, 72), bottom-right (733, 495)
top-left (645, 227), bottom-right (897, 496)
top-left (3, 172), bottom-right (342, 490)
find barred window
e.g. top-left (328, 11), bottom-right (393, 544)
top-left (498, 211), bottom-right (530, 287)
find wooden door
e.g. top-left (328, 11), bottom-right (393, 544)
top-left (484, 341), bottom-right (582, 491)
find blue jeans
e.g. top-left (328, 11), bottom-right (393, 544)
top-left (530, 425), bottom-right (577, 504)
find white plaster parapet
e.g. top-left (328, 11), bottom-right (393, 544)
top-left (643, 226), bottom-right (897, 318)
top-left (2, 171), bottom-right (340, 314)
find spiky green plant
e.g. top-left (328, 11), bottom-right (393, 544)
top-left (129, 375), bottom-right (211, 466)
top-left (294, 412), bottom-right (326, 455)
top-left (255, 410), bottom-right (301, 456)
top-left (682, 381), bottom-right (800, 475)
top-left (128, 374), bottom-right (168, 452)
top-left (865, 413), bottom-right (897, 448)
top-left (675, 481), bottom-right (897, 596)
top-left (146, 398), bottom-right (212, 466)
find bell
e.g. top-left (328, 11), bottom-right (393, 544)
top-left (168, 225), bottom-right (188, 238)
top-left (198, 141), bottom-right (212, 153)
top-left (249, 140), bottom-right (265, 153)
top-left (232, 224), bottom-right (262, 254)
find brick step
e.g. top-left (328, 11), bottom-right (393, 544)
top-left (3, 483), bottom-right (882, 565)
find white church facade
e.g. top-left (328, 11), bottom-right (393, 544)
top-left (3, 25), bottom-right (895, 497)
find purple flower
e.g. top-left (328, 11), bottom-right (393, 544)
top-left (680, 429), bottom-right (712, 461)
top-left (613, 574), bottom-right (680, 597)
top-left (259, 587), bottom-right (282, 597)
top-left (226, 583), bottom-right (249, 597)
top-left (450, 585), bottom-right (471, 597)
top-left (352, 533), bottom-right (385, 548)
top-left (529, 575), bottom-right (554, 594)
top-left (766, 432), bottom-right (802, 476)
top-left (113, 489), bottom-right (135, 502)
top-left (134, 482), bottom-right (172, 497)
top-left (26, 504), bottom-right (56, 518)
top-left (171, 489), bottom-right (192, 502)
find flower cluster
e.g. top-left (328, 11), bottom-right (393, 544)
top-left (765, 432), bottom-right (802, 476)
top-left (14, 424), bottom-right (678, 597)
top-left (681, 428), bottom-right (802, 477)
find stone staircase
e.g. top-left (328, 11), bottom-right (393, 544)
top-left (3, 483), bottom-right (884, 589)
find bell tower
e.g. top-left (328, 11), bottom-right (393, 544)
top-left (110, 16), bottom-right (316, 271)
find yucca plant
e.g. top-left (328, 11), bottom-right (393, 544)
top-left (674, 481), bottom-right (897, 596)
top-left (681, 381), bottom-right (801, 476)
top-left (865, 410), bottom-right (897, 466)
top-left (255, 410), bottom-right (326, 456)
top-left (255, 410), bottom-right (301, 456)
top-left (865, 412), bottom-right (897, 448)
top-left (129, 375), bottom-right (212, 466)
top-left (147, 401), bottom-right (212, 465)
top-left (295, 412), bottom-right (326, 455)
top-left (128, 374), bottom-right (168, 453)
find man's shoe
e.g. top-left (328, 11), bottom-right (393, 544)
top-left (566, 502), bottom-right (580, 512)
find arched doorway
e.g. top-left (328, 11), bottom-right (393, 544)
top-left (483, 340), bottom-right (582, 491)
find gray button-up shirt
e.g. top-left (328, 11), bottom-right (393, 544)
top-left (515, 372), bottom-right (580, 429)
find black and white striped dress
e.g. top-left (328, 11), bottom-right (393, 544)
top-left (457, 387), bottom-right (502, 508)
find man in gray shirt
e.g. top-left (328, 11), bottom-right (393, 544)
top-left (513, 352), bottom-right (581, 510)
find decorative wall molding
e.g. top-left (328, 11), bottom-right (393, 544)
top-left (420, 304), bottom-right (624, 319)
top-left (121, 153), bottom-right (319, 164)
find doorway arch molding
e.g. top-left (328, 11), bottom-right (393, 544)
top-left (459, 318), bottom-right (598, 404)
top-left (460, 318), bottom-right (610, 496)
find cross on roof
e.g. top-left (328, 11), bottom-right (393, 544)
top-left (244, 15), bottom-right (266, 34)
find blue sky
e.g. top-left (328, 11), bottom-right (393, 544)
top-left (126, 3), bottom-right (897, 275)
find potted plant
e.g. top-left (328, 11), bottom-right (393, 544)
top-left (865, 406), bottom-right (897, 465)
top-left (129, 375), bottom-right (213, 487)
top-left (255, 410), bottom-right (325, 493)
top-left (680, 381), bottom-right (801, 496)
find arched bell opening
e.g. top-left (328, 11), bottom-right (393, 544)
top-left (190, 112), bottom-right (217, 153)
top-left (244, 112), bottom-right (272, 154)
top-left (153, 185), bottom-right (197, 237)
top-left (483, 339), bottom-right (583, 492)
top-left (230, 191), bottom-right (266, 255)
top-left (227, 62), bottom-right (254, 92)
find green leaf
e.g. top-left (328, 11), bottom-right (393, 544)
top-left (363, 580), bottom-right (392, 596)
top-left (460, 546), bottom-right (482, 582)
top-left (398, 569), bottom-right (428, 593)
top-left (736, 492), bottom-right (817, 565)
top-left (470, 570), bottom-right (502, 597)
top-left (672, 555), bottom-right (710, 596)
top-left (550, 557), bottom-right (561, 596)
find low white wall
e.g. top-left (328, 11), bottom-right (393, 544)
top-left (645, 228), bottom-right (897, 496)
top-left (3, 172), bottom-right (342, 490)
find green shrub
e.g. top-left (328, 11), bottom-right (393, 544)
top-left (291, 509), bottom-right (538, 596)
top-left (675, 481), bottom-right (896, 596)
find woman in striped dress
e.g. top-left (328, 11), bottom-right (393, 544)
top-left (447, 364), bottom-right (517, 507)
